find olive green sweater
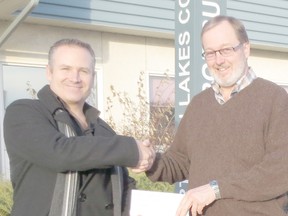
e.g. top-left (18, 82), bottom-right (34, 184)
top-left (147, 78), bottom-right (288, 216)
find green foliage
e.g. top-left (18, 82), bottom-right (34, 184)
top-left (129, 170), bottom-right (174, 192)
top-left (0, 178), bottom-right (13, 216)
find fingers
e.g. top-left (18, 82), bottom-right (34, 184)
top-left (130, 167), bottom-right (145, 173)
top-left (130, 140), bottom-right (155, 173)
top-left (130, 159), bottom-right (149, 173)
top-left (191, 202), bottom-right (197, 216)
top-left (176, 197), bottom-right (204, 216)
top-left (197, 204), bottom-right (205, 215)
top-left (176, 184), bottom-right (216, 216)
top-left (142, 139), bottom-right (150, 147)
top-left (190, 203), bottom-right (204, 216)
top-left (176, 194), bottom-right (192, 216)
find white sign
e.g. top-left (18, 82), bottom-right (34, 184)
top-left (130, 190), bottom-right (188, 216)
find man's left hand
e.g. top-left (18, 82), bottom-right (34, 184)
top-left (176, 184), bottom-right (216, 216)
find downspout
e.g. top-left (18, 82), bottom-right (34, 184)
top-left (0, 62), bottom-right (6, 178)
top-left (0, 0), bottom-right (39, 179)
top-left (0, 0), bottom-right (39, 47)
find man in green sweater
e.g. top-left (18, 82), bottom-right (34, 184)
top-left (145, 15), bottom-right (288, 216)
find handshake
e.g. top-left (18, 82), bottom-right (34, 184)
top-left (130, 140), bottom-right (156, 173)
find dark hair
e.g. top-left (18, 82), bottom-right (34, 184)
top-left (48, 38), bottom-right (96, 68)
top-left (201, 15), bottom-right (249, 43)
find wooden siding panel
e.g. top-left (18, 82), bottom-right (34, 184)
top-left (227, 0), bottom-right (288, 49)
top-left (32, 5), bottom-right (173, 30)
top-left (107, 0), bottom-right (175, 9)
top-left (228, 0), bottom-right (288, 17)
top-left (32, 0), bottom-right (174, 31)
top-left (230, 11), bottom-right (288, 36)
top-left (39, 0), bottom-right (174, 19)
top-left (229, 0), bottom-right (288, 10)
top-left (27, 0), bottom-right (288, 50)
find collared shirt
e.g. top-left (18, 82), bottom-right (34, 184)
top-left (211, 68), bottom-right (257, 104)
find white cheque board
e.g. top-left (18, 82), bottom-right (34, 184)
top-left (130, 189), bottom-right (188, 216)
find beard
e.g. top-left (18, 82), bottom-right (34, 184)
top-left (210, 61), bottom-right (247, 87)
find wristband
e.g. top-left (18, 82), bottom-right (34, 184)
top-left (209, 180), bottom-right (221, 199)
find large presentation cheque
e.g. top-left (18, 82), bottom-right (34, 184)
top-left (130, 189), bottom-right (188, 216)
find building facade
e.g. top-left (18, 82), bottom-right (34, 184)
top-left (0, 0), bottom-right (287, 178)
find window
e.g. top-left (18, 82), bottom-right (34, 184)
top-left (0, 64), bottom-right (48, 178)
top-left (149, 75), bottom-right (175, 152)
top-left (2, 65), bottom-right (47, 108)
top-left (2, 64), bottom-right (102, 109)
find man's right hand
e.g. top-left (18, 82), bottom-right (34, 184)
top-left (130, 140), bottom-right (155, 173)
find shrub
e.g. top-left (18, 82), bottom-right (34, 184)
top-left (105, 71), bottom-right (175, 152)
top-left (129, 170), bottom-right (174, 192)
top-left (106, 71), bottom-right (175, 192)
top-left (0, 177), bottom-right (13, 216)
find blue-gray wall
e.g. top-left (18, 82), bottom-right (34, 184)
top-left (28, 0), bottom-right (288, 50)
top-left (227, 0), bottom-right (288, 50)
top-left (30, 0), bottom-right (175, 34)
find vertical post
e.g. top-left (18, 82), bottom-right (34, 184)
top-left (0, 63), bottom-right (9, 179)
top-left (174, 0), bottom-right (227, 193)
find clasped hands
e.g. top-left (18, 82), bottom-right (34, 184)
top-left (130, 139), bottom-right (155, 173)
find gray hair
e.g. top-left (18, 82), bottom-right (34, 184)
top-left (48, 38), bottom-right (96, 69)
top-left (201, 15), bottom-right (249, 44)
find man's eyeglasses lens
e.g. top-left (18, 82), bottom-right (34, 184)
top-left (202, 43), bottom-right (242, 60)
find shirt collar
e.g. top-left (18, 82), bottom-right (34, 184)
top-left (211, 67), bottom-right (257, 104)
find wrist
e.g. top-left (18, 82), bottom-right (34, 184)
top-left (209, 180), bottom-right (221, 200)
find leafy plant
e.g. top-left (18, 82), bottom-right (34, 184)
top-left (26, 81), bottom-right (37, 99)
top-left (106, 71), bottom-right (175, 192)
top-left (105, 71), bottom-right (175, 152)
top-left (129, 171), bottom-right (174, 192)
top-left (0, 177), bottom-right (13, 216)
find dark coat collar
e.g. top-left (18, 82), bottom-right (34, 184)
top-left (37, 85), bottom-right (101, 126)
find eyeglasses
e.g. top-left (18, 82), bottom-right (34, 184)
top-left (202, 43), bottom-right (243, 60)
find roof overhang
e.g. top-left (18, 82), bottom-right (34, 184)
top-left (0, 0), bottom-right (31, 20)
top-left (0, 0), bottom-right (39, 47)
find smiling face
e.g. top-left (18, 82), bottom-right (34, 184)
top-left (46, 45), bottom-right (95, 108)
top-left (202, 20), bottom-right (250, 89)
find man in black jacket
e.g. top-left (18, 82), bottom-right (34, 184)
top-left (4, 38), bottom-right (155, 216)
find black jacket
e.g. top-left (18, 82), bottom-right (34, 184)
top-left (4, 85), bottom-right (138, 216)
